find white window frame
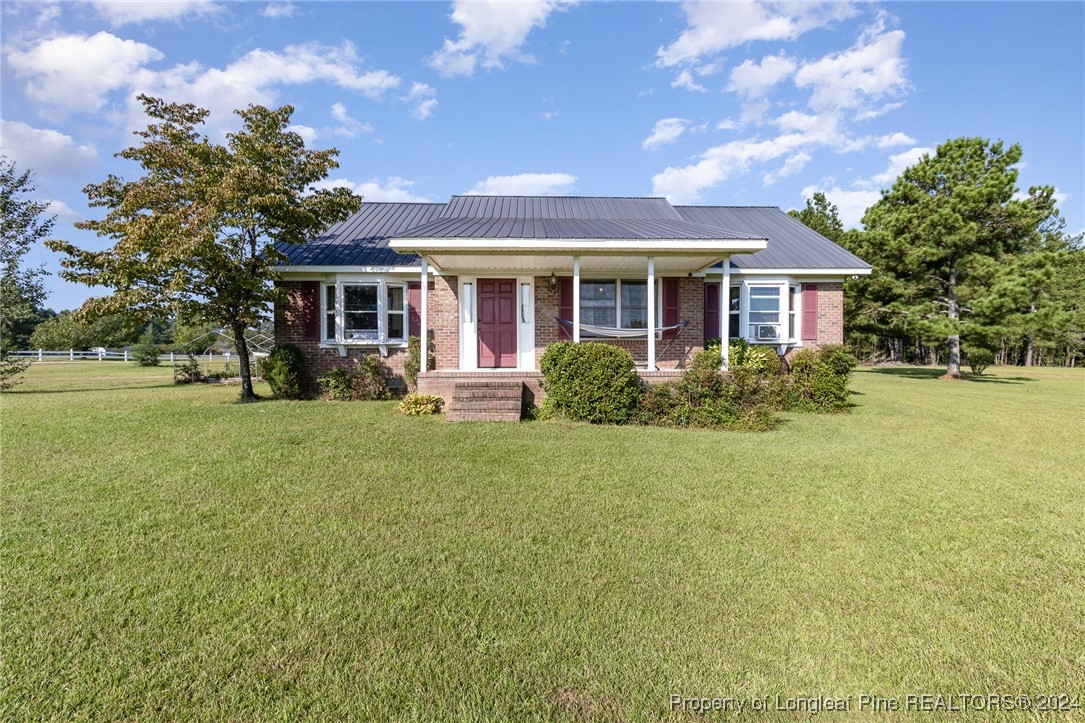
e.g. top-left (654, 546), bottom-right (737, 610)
top-left (321, 279), bottom-right (408, 344)
top-left (579, 278), bottom-right (663, 335)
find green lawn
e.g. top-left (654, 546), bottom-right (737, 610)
top-left (2, 363), bottom-right (1083, 721)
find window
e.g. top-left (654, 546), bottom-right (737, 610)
top-left (324, 285), bottom-right (336, 341)
top-left (580, 279), bottom-right (661, 332)
top-left (728, 285), bottom-right (741, 339)
top-left (748, 286), bottom-right (781, 342)
top-left (580, 280), bottom-right (616, 326)
top-left (620, 280), bottom-right (648, 328)
top-left (343, 284), bottom-right (378, 340)
top-left (323, 280), bottom-right (408, 343)
top-left (386, 285), bottom-right (406, 340)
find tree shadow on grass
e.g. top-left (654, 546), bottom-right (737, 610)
top-left (5, 383), bottom-right (177, 395)
top-left (863, 367), bottom-right (1035, 385)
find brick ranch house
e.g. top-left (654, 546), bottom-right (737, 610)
top-left (273, 195), bottom-right (870, 415)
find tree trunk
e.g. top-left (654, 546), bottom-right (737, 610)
top-left (945, 271), bottom-right (962, 378)
top-left (232, 322), bottom-right (256, 401)
top-left (1025, 304), bottom-right (1036, 366)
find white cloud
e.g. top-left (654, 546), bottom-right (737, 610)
top-left (671, 68), bottom-right (708, 93)
top-left (652, 133), bottom-right (810, 203)
top-left (800, 184), bottom-right (881, 228)
top-left (428, 0), bottom-right (574, 77)
top-left (762, 151), bottom-right (812, 186)
top-left (288, 124), bottom-right (318, 144)
top-left (794, 22), bottom-right (908, 113)
top-left (313, 177), bottom-right (430, 203)
top-left (656, 1), bottom-right (855, 67)
top-left (0, 119), bottom-right (99, 177)
top-left (330, 102), bottom-right (374, 138)
top-left (642, 118), bottom-right (689, 150)
top-left (125, 42), bottom-right (400, 134)
top-left (727, 52), bottom-right (796, 97)
top-left (45, 198), bottom-right (83, 226)
top-left (466, 172), bottom-right (577, 195)
top-left (6, 31), bottom-right (163, 114)
top-left (716, 118), bottom-right (738, 131)
top-left (261, 2), bottom-right (297, 19)
top-left (868, 146), bottom-right (931, 187)
top-left (88, 0), bottom-right (220, 25)
top-left (404, 82), bottom-right (438, 120)
top-left (874, 131), bottom-right (916, 149)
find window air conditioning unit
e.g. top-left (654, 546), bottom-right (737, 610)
top-left (755, 325), bottom-right (779, 341)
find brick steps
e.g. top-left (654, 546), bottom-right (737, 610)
top-left (446, 380), bottom-right (524, 422)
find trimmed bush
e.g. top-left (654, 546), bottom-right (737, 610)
top-left (540, 341), bottom-right (641, 424)
top-left (264, 344), bottom-right (305, 399)
top-left (816, 344), bottom-right (858, 376)
top-left (964, 346), bottom-right (994, 375)
top-left (397, 394), bottom-right (444, 415)
top-left (318, 368), bottom-right (353, 401)
top-left (403, 335), bottom-right (435, 391)
top-left (788, 348), bottom-right (850, 413)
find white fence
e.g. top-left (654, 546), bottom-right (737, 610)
top-left (8, 349), bottom-right (250, 365)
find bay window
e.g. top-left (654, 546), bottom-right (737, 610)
top-left (789, 284), bottom-right (801, 341)
top-left (748, 286), bottom-right (782, 342)
top-left (322, 280), bottom-right (408, 343)
top-left (729, 285), bottom-right (741, 339)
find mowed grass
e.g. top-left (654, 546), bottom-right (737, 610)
top-left (1, 362), bottom-right (1083, 721)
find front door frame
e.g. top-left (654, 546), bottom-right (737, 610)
top-left (458, 275), bottom-right (536, 371)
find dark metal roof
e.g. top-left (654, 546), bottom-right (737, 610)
top-left (274, 202), bottom-right (444, 267)
top-left (675, 206), bottom-right (871, 269)
top-left (395, 215), bottom-right (761, 240)
top-left (439, 195), bottom-right (683, 220)
top-left (276, 197), bottom-right (868, 271)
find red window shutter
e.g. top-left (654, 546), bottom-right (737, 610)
top-left (703, 283), bottom-right (720, 342)
top-left (302, 281), bottom-right (320, 341)
top-left (407, 282), bottom-right (421, 337)
top-left (558, 277), bottom-right (573, 340)
top-left (801, 283), bottom-right (819, 341)
top-left (663, 278), bottom-right (680, 338)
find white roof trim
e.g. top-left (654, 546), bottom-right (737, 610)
top-left (389, 237), bottom-right (767, 255)
top-left (277, 265), bottom-right (422, 274)
top-left (699, 267), bottom-right (872, 276)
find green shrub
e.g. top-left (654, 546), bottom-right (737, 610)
top-left (741, 345), bottom-right (781, 375)
top-left (318, 368), bottom-right (353, 401)
top-left (131, 329), bottom-right (161, 366)
top-left (787, 348), bottom-right (850, 413)
top-left (397, 393), bottom-right (444, 415)
top-left (817, 344), bottom-right (858, 376)
top-left (264, 344), bottom-right (305, 399)
top-left (539, 341), bottom-right (641, 424)
top-left (352, 355), bottom-right (390, 400)
top-left (965, 346), bottom-right (995, 375)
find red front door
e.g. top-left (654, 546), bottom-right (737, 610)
top-left (478, 279), bottom-right (517, 368)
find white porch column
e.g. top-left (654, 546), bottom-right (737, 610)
top-left (420, 256), bottom-right (429, 373)
top-left (721, 259), bottom-right (731, 371)
top-left (646, 256), bottom-right (656, 371)
top-left (572, 256), bottom-right (581, 343)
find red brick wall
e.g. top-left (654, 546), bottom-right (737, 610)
top-left (816, 282), bottom-right (844, 346)
top-left (431, 275), bottom-right (458, 370)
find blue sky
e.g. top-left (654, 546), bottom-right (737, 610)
top-left (3, 0), bottom-right (1083, 311)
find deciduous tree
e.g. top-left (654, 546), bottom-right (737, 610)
top-left (49, 95), bottom-right (361, 400)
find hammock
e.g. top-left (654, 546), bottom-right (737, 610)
top-left (556, 318), bottom-right (687, 338)
top-left (555, 318), bottom-right (690, 364)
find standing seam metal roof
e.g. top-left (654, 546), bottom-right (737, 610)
top-left (275, 197), bottom-right (868, 270)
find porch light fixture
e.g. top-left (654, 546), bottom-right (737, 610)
top-left (548, 273), bottom-right (557, 292)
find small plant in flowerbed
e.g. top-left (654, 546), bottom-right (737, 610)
top-left (318, 367), bottom-right (353, 401)
top-left (397, 393), bottom-right (443, 415)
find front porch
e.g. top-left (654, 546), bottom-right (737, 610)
top-left (418, 368), bottom-right (686, 421)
